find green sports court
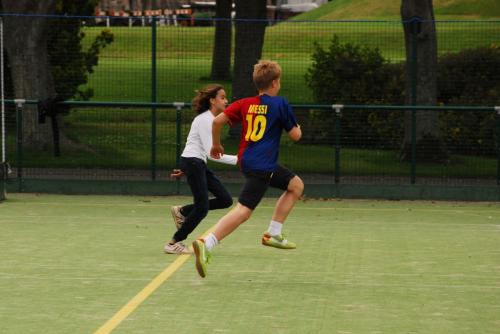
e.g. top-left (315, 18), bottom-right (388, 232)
top-left (1, 194), bottom-right (499, 333)
top-left (1, 1), bottom-right (500, 333)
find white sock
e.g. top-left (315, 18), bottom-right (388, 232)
top-left (267, 220), bottom-right (283, 236)
top-left (204, 233), bottom-right (219, 251)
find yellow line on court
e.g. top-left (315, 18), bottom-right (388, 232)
top-left (93, 225), bottom-right (216, 334)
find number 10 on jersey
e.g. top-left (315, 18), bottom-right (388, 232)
top-left (245, 114), bottom-right (267, 142)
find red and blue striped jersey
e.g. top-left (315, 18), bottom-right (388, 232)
top-left (224, 94), bottom-right (298, 172)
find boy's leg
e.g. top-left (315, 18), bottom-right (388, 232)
top-left (271, 175), bottom-right (304, 223)
top-left (269, 166), bottom-right (304, 223)
top-left (192, 171), bottom-right (269, 277)
top-left (212, 203), bottom-right (253, 241)
top-left (262, 166), bottom-right (304, 249)
top-left (208, 169), bottom-right (269, 244)
top-left (193, 204), bottom-right (252, 277)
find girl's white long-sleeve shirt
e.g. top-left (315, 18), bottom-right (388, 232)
top-left (181, 110), bottom-right (238, 165)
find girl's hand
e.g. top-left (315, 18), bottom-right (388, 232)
top-left (170, 169), bottom-right (184, 179)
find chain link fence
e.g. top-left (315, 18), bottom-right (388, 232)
top-left (1, 15), bottom-right (499, 198)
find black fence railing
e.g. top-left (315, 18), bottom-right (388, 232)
top-left (3, 100), bottom-right (498, 196)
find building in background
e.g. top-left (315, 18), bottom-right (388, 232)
top-left (94, 0), bottom-right (326, 25)
top-left (97, 0), bottom-right (183, 12)
top-left (94, 0), bottom-right (193, 26)
top-left (96, 0), bottom-right (326, 15)
top-left (96, 0), bottom-right (211, 14)
top-left (268, 0), bottom-right (327, 19)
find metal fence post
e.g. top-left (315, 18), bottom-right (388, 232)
top-left (151, 16), bottom-right (158, 181)
top-left (496, 106), bottom-right (500, 186)
top-left (0, 17), bottom-right (4, 166)
top-left (332, 104), bottom-right (343, 185)
top-left (174, 102), bottom-right (184, 195)
top-left (14, 99), bottom-right (25, 192)
top-left (411, 110), bottom-right (417, 184)
top-left (409, 17), bottom-right (420, 185)
top-left (0, 17), bottom-right (4, 201)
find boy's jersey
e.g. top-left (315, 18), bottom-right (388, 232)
top-left (224, 94), bottom-right (298, 172)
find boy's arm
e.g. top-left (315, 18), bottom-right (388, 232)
top-left (281, 98), bottom-right (301, 142)
top-left (287, 124), bottom-right (302, 142)
top-left (210, 113), bottom-right (230, 159)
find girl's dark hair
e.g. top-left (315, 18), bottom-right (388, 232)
top-left (192, 84), bottom-right (224, 114)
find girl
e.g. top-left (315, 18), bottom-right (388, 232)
top-left (164, 84), bottom-right (237, 254)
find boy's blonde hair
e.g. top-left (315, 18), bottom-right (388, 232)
top-left (253, 60), bottom-right (282, 91)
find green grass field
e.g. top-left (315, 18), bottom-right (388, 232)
top-left (294, 0), bottom-right (500, 20)
top-left (1, 194), bottom-right (499, 333)
top-left (80, 20), bottom-right (500, 103)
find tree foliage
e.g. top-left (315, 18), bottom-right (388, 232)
top-left (438, 45), bottom-right (500, 156)
top-left (49, 0), bottom-right (114, 101)
top-left (305, 35), bottom-right (499, 156)
top-left (0, 0), bottom-right (114, 151)
top-left (304, 35), bottom-right (404, 147)
top-left (306, 36), bottom-right (401, 105)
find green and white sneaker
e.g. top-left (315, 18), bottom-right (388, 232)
top-left (192, 239), bottom-right (211, 278)
top-left (262, 232), bottom-right (296, 249)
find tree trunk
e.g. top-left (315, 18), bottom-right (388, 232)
top-left (230, 0), bottom-right (267, 137)
top-left (232, 0), bottom-right (267, 100)
top-left (210, 0), bottom-right (232, 80)
top-left (2, 0), bottom-right (57, 149)
top-left (400, 0), bottom-right (446, 162)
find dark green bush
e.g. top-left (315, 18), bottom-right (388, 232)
top-left (304, 35), bottom-right (404, 148)
top-left (437, 45), bottom-right (500, 156)
top-left (438, 45), bottom-right (500, 106)
top-left (305, 36), bottom-right (499, 155)
top-left (306, 35), bottom-right (401, 105)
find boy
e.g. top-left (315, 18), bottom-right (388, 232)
top-left (192, 60), bottom-right (304, 277)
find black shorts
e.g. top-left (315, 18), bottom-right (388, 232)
top-left (238, 165), bottom-right (296, 210)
